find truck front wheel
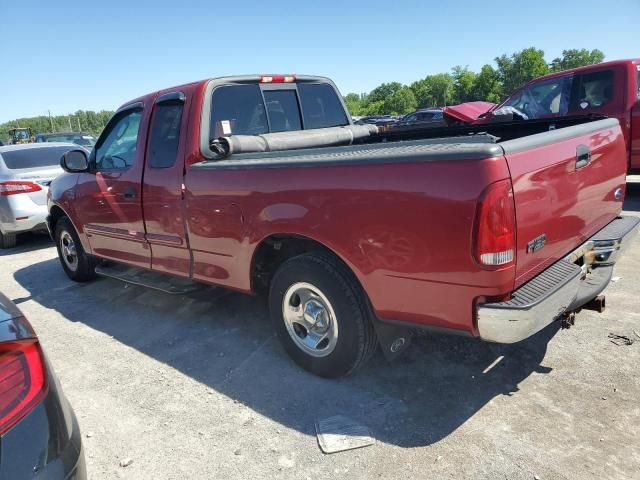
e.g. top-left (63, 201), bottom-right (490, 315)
top-left (54, 217), bottom-right (96, 282)
top-left (269, 252), bottom-right (377, 378)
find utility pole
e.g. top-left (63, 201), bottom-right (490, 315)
top-left (68, 116), bottom-right (72, 132)
top-left (48, 110), bottom-right (55, 132)
top-left (77, 116), bottom-right (81, 132)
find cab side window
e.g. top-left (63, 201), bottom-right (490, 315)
top-left (149, 101), bottom-right (184, 168)
top-left (572, 70), bottom-right (615, 111)
top-left (95, 109), bottom-right (142, 170)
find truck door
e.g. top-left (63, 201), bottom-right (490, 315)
top-left (73, 102), bottom-right (151, 268)
top-left (142, 91), bottom-right (191, 277)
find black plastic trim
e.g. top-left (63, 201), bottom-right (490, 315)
top-left (156, 91), bottom-right (185, 104)
top-left (115, 101), bottom-right (144, 114)
top-left (484, 261), bottom-right (582, 310)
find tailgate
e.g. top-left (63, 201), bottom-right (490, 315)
top-left (501, 118), bottom-right (627, 287)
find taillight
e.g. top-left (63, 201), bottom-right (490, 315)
top-left (474, 179), bottom-right (516, 267)
top-left (259, 75), bottom-right (296, 83)
top-left (0, 341), bottom-right (47, 435)
top-left (0, 181), bottom-right (42, 196)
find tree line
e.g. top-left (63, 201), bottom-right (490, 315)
top-left (0, 110), bottom-right (114, 143)
top-left (344, 48), bottom-right (605, 117)
top-left (0, 48), bottom-right (605, 142)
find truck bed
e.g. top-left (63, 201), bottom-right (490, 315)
top-left (196, 116), bottom-right (615, 169)
top-left (192, 116), bottom-right (626, 301)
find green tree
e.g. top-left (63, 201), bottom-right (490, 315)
top-left (550, 48), bottom-right (605, 72)
top-left (383, 87), bottom-right (417, 115)
top-left (410, 74), bottom-right (453, 107)
top-left (0, 110), bottom-right (114, 143)
top-left (343, 93), bottom-right (365, 116)
top-left (451, 66), bottom-right (477, 104)
top-left (495, 47), bottom-right (550, 94)
top-left (428, 73), bottom-right (454, 106)
top-left (409, 78), bottom-right (433, 108)
top-left (473, 64), bottom-right (503, 103)
top-left (360, 100), bottom-right (384, 116)
top-left (366, 82), bottom-right (403, 104)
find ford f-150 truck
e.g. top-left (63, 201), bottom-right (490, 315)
top-left (443, 59), bottom-right (640, 174)
top-left (47, 74), bottom-right (639, 377)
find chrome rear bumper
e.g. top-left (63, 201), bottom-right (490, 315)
top-left (477, 216), bottom-right (640, 344)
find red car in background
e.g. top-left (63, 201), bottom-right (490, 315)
top-left (444, 59), bottom-right (640, 174)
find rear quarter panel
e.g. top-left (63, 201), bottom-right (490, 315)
top-left (184, 156), bottom-right (514, 333)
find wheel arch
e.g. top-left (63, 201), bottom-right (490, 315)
top-left (48, 204), bottom-right (91, 253)
top-left (249, 233), bottom-right (365, 295)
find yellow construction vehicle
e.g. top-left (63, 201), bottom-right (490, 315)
top-left (8, 128), bottom-right (34, 144)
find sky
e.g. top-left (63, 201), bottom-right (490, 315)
top-left (1, 0), bottom-right (638, 123)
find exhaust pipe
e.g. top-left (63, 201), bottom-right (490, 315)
top-left (583, 295), bottom-right (606, 313)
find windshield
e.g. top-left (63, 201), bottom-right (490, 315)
top-left (498, 75), bottom-right (572, 119)
top-left (13, 130), bottom-right (30, 140)
top-left (0, 145), bottom-right (71, 170)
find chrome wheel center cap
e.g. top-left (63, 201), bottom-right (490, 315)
top-left (303, 300), bottom-right (328, 331)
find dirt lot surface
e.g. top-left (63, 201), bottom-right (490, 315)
top-left (1, 180), bottom-right (639, 480)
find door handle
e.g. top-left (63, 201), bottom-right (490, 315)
top-left (576, 145), bottom-right (592, 169)
top-left (122, 187), bottom-right (137, 200)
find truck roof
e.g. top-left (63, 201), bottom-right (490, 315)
top-left (116, 75), bottom-right (334, 112)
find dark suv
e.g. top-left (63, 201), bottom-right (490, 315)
top-left (397, 108), bottom-right (444, 127)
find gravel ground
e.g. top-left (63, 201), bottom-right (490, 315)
top-left (1, 180), bottom-right (639, 480)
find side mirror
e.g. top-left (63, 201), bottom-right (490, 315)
top-left (60, 149), bottom-right (89, 173)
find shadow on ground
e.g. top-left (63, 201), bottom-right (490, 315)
top-left (13, 256), bottom-right (559, 448)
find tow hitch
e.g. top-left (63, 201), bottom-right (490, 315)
top-left (582, 295), bottom-right (606, 313)
top-left (562, 294), bottom-right (606, 329)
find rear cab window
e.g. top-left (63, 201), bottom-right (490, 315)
top-left (209, 80), bottom-right (348, 140)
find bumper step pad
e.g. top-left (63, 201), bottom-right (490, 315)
top-left (484, 261), bottom-right (582, 310)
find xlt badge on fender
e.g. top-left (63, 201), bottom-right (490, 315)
top-left (527, 234), bottom-right (546, 254)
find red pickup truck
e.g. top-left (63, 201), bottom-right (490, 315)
top-left (444, 59), bottom-right (640, 174)
top-left (48, 74), bottom-right (639, 377)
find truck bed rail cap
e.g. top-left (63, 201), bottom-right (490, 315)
top-left (501, 118), bottom-right (620, 155)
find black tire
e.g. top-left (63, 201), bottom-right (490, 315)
top-left (0, 230), bottom-right (17, 249)
top-left (54, 217), bottom-right (97, 282)
top-left (269, 252), bottom-right (377, 378)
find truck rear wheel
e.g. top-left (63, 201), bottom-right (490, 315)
top-left (0, 230), bottom-right (17, 249)
top-left (269, 252), bottom-right (377, 378)
top-left (54, 217), bottom-right (96, 282)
